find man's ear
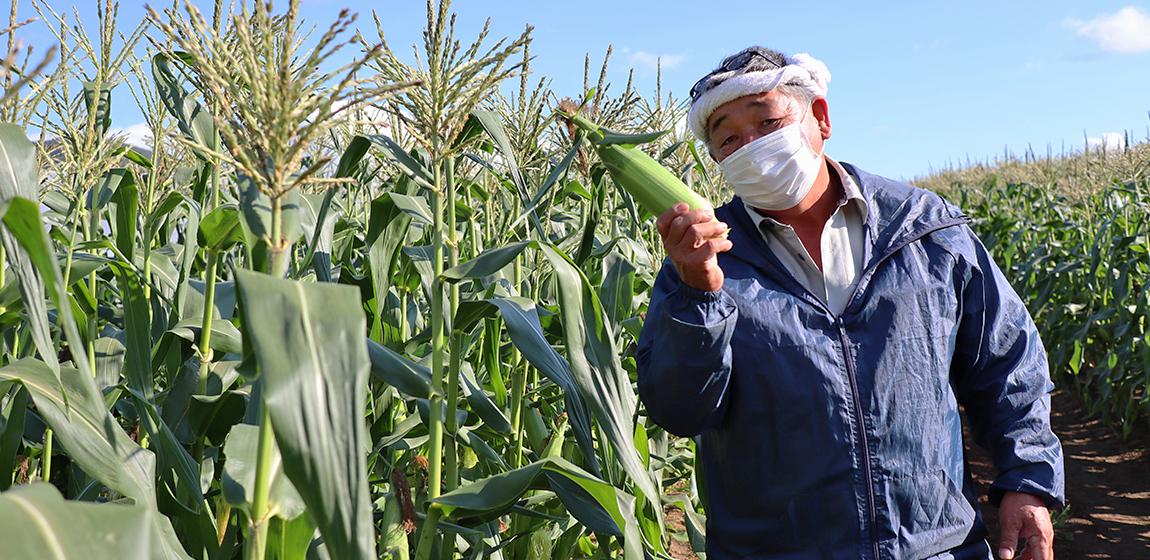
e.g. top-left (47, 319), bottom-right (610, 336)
top-left (812, 97), bottom-right (832, 140)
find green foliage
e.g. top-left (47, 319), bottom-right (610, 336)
top-left (919, 147), bottom-right (1150, 437)
top-left (237, 270), bottom-right (376, 559)
top-left (0, 483), bottom-right (152, 560)
top-left (0, 0), bottom-right (716, 558)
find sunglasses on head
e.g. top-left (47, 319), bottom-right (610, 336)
top-left (690, 50), bottom-right (783, 100)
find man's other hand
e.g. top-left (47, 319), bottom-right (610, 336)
top-left (998, 491), bottom-right (1054, 560)
top-left (656, 203), bottom-right (732, 292)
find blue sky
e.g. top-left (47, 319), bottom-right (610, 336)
top-left (18, 0), bottom-right (1150, 181)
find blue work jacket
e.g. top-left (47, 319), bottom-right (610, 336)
top-left (636, 163), bottom-right (1064, 560)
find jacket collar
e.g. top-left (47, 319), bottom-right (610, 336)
top-left (839, 162), bottom-right (969, 248)
top-left (715, 162), bottom-right (971, 311)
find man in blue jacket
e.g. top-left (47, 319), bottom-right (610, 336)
top-left (636, 46), bottom-right (1064, 560)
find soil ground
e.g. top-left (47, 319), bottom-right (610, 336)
top-left (663, 388), bottom-right (1150, 559)
top-left (966, 388), bottom-right (1150, 559)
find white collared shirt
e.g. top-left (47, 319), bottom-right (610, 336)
top-left (743, 157), bottom-right (869, 316)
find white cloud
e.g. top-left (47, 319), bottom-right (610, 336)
top-left (110, 123), bottom-right (153, 149)
top-left (627, 50), bottom-right (686, 73)
top-left (1087, 132), bottom-right (1124, 151)
top-left (1065, 7), bottom-right (1150, 54)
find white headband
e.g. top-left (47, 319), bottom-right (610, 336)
top-left (687, 53), bottom-right (831, 143)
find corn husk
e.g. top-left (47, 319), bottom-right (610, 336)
top-left (559, 111), bottom-right (713, 218)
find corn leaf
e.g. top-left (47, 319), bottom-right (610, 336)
top-left (266, 513), bottom-right (318, 560)
top-left (538, 244), bottom-right (661, 520)
top-left (237, 173), bottom-right (302, 247)
top-left (335, 136), bottom-right (372, 179)
top-left (152, 54), bottom-right (218, 161)
top-left (173, 197), bottom-right (202, 319)
top-left (221, 423), bottom-right (306, 521)
top-left (198, 205), bottom-right (245, 253)
top-left (432, 456), bottom-right (644, 560)
top-left (86, 168), bottom-right (127, 214)
top-left (0, 359), bottom-right (152, 502)
top-left (574, 179), bottom-right (606, 266)
top-left (0, 385), bottom-right (28, 492)
top-left (367, 338), bottom-right (433, 399)
top-left (0, 360), bottom-right (192, 560)
top-left (169, 319), bottom-right (244, 355)
top-left (81, 81), bottom-right (113, 136)
top-left (471, 110), bottom-right (527, 204)
top-left (359, 135), bottom-right (433, 190)
top-left (182, 279), bottom-right (237, 321)
top-left (0, 125), bottom-right (59, 380)
top-left (442, 240), bottom-right (531, 283)
top-left (599, 252), bottom-right (638, 337)
top-left (0, 483), bottom-right (151, 560)
top-left (366, 194), bottom-right (414, 334)
top-left (236, 271), bottom-right (375, 560)
top-left (110, 170), bottom-right (139, 262)
top-left (458, 362), bottom-right (511, 434)
top-left (298, 191), bottom-right (340, 282)
top-left (478, 296), bottom-right (599, 477)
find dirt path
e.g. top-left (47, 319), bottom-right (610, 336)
top-left (664, 388), bottom-right (1150, 558)
top-left (965, 389), bottom-right (1150, 559)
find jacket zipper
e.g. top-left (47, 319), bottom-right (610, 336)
top-left (836, 316), bottom-right (880, 560)
top-left (831, 219), bottom-right (969, 560)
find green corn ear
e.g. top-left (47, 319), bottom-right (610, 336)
top-left (560, 111), bottom-right (713, 218)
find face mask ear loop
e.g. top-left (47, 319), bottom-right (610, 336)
top-left (798, 100), bottom-right (824, 160)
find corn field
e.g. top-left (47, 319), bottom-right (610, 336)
top-left (0, 0), bottom-right (1145, 558)
top-left (0, 0), bottom-right (720, 558)
top-left (938, 170), bottom-right (1150, 440)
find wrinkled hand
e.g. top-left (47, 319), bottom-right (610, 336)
top-left (656, 203), bottom-right (732, 292)
top-left (998, 491), bottom-right (1054, 560)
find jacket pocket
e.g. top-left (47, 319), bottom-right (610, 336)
top-left (875, 469), bottom-right (977, 556)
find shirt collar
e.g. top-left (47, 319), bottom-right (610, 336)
top-left (744, 155), bottom-right (870, 232)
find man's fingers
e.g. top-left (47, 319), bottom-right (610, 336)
top-left (657, 204), bottom-right (729, 292)
top-left (661, 207), bottom-right (715, 244)
top-left (682, 220), bottom-right (729, 248)
top-left (999, 492), bottom-right (1055, 560)
top-left (998, 515), bottom-right (1021, 560)
top-left (689, 236), bottom-right (733, 262)
top-left (656, 203), bottom-right (690, 238)
top-left (1026, 529), bottom-right (1054, 560)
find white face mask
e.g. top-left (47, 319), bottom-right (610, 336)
top-left (719, 117), bottom-right (824, 211)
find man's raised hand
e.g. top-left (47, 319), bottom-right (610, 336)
top-left (656, 203), bottom-right (733, 292)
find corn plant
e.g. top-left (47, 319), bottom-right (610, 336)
top-left (0, 0), bottom-right (718, 558)
top-left (937, 164), bottom-right (1150, 438)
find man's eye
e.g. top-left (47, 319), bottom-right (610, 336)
top-left (720, 136), bottom-right (735, 146)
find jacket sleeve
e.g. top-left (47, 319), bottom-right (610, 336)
top-left (950, 226), bottom-right (1065, 509)
top-left (636, 259), bottom-right (738, 437)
